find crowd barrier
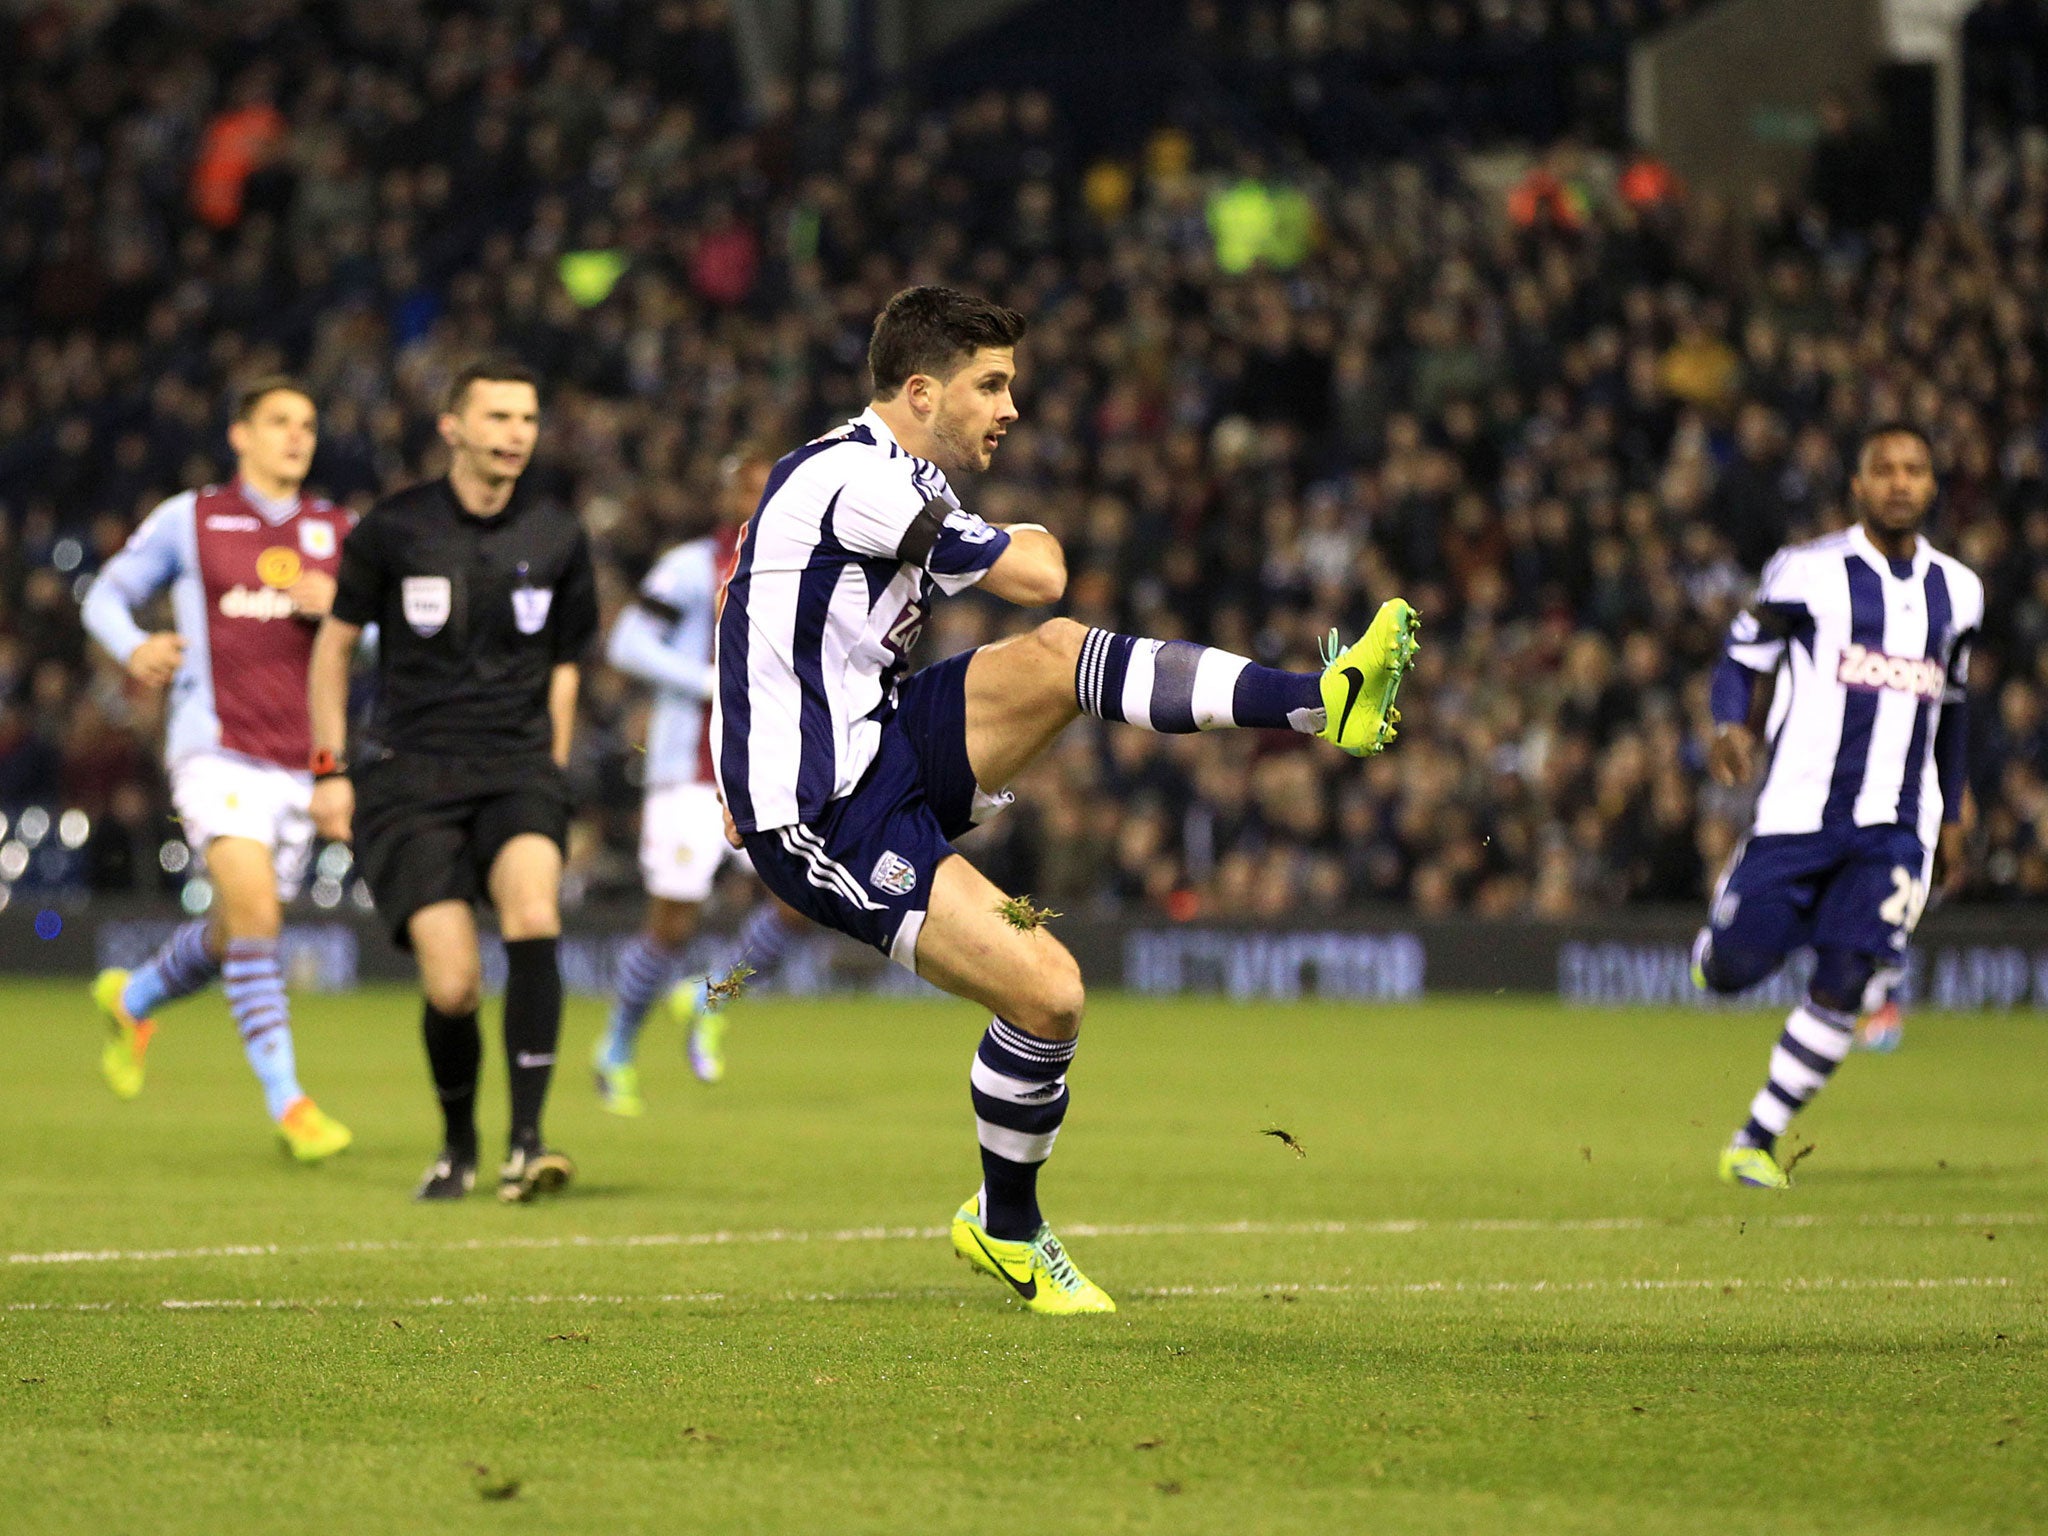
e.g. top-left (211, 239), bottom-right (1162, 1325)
top-left (3, 900), bottom-right (2046, 1010)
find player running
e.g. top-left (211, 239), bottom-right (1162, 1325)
top-left (714, 286), bottom-right (1418, 1313)
top-left (592, 441), bottom-right (809, 1114)
top-left (1694, 423), bottom-right (1980, 1188)
top-left (309, 358), bottom-right (598, 1203)
top-left (80, 377), bottom-right (354, 1162)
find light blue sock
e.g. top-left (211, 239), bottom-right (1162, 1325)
top-left (124, 920), bottom-right (220, 1018)
top-left (729, 903), bottom-right (799, 982)
top-left (602, 935), bottom-right (687, 1069)
top-left (222, 937), bottom-right (303, 1119)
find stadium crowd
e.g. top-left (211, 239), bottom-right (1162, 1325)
top-left (4, 0), bottom-right (2047, 921)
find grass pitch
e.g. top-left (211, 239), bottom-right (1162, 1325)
top-left (1, 978), bottom-right (2042, 1534)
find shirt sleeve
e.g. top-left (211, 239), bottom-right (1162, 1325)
top-left (830, 457), bottom-right (1011, 595)
top-left (606, 602), bottom-right (714, 697)
top-left (1725, 549), bottom-right (1810, 673)
top-left (329, 509), bottom-right (388, 627)
top-left (80, 492), bottom-right (191, 666)
top-left (552, 528), bottom-right (600, 662)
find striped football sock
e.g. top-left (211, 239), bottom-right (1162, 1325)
top-left (719, 902), bottom-right (799, 983)
top-left (1074, 629), bottom-right (1322, 733)
top-left (123, 920), bottom-right (220, 1018)
top-left (222, 937), bottom-right (303, 1121)
top-left (971, 1017), bottom-right (1077, 1241)
top-left (600, 934), bottom-right (688, 1069)
top-left (1734, 998), bottom-right (1854, 1152)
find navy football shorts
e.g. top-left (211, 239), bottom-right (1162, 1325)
top-left (741, 651), bottom-right (1009, 970)
top-left (1707, 822), bottom-right (1933, 966)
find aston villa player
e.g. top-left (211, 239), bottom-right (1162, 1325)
top-left (82, 377), bottom-right (354, 1162)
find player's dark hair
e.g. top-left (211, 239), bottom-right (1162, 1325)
top-left (1856, 420), bottom-right (1933, 465)
top-left (444, 356), bottom-right (541, 415)
top-left (868, 286), bottom-right (1026, 400)
top-left (234, 375), bottom-right (312, 422)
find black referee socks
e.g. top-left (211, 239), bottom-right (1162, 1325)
top-left (421, 1002), bottom-right (481, 1157)
top-left (502, 937), bottom-right (564, 1152)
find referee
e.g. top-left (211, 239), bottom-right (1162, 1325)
top-left (308, 357), bottom-right (597, 1203)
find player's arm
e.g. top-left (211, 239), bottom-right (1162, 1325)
top-left (606, 594), bottom-right (713, 697)
top-left (81, 494), bottom-right (190, 687)
top-left (834, 464), bottom-right (1061, 606)
top-left (1706, 655), bottom-right (1773, 785)
top-left (1708, 559), bottom-right (1805, 785)
top-left (978, 522), bottom-right (1067, 607)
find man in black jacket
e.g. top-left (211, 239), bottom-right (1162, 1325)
top-left (308, 358), bottom-right (598, 1203)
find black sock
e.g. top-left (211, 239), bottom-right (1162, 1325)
top-left (421, 1002), bottom-right (481, 1158)
top-left (503, 937), bottom-right (563, 1153)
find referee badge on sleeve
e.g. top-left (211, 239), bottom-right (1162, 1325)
top-left (402, 575), bottom-right (451, 636)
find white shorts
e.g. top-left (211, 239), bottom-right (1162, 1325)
top-left (639, 781), bottom-right (750, 903)
top-left (170, 750), bottom-right (317, 899)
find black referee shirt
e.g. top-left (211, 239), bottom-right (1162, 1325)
top-left (332, 477), bottom-right (598, 758)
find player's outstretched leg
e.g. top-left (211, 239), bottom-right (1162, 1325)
top-left (1071, 600), bottom-right (1418, 755)
top-left (1720, 946), bottom-right (1872, 1188)
top-left (91, 919), bottom-right (214, 1098)
top-left (915, 855), bottom-right (1114, 1316)
top-left (491, 834), bottom-right (575, 1203)
top-left (961, 605), bottom-right (1417, 792)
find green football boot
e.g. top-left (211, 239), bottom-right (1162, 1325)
top-left (673, 977), bottom-right (728, 1085)
top-left (950, 1195), bottom-right (1116, 1315)
top-left (592, 1045), bottom-right (645, 1117)
top-left (1317, 599), bottom-right (1421, 757)
top-left (1719, 1145), bottom-right (1791, 1189)
top-left (91, 968), bottom-right (155, 1100)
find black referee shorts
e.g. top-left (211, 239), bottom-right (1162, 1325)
top-left (352, 750), bottom-right (571, 949)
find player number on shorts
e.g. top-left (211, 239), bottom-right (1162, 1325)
top-left (1878, 865), bottom-right (1927, 931)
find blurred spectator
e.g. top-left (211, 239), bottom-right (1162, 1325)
top-left (0, 0), bottom-right (2044, 924)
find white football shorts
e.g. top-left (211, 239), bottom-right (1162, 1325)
top-left (639, 781), bottom-right (751, 902)
top-left (169, 750), bottom-right (317, 899)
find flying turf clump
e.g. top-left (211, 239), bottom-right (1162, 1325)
top-left (705, 962), bottom-right (757, 1006)
top-left (995, 895), bottom-right (1062, 932)
top-left (1262, 1127), bottom-right (1308, 1159)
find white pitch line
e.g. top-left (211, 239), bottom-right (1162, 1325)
top-left (1, 1275), bottom-right (2018, 1316)
top-left (5, 1210), bottom-right (2040, 1270)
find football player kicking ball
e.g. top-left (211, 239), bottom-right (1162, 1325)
top-left (592, 442), bottom-right (809, 1115)
top-left (81, 377), bottom-right (353, 1162)
top-left (714, 287), bottom-right (1418, 1313)
top-left (1695, 423), bottom-right (1979, 1188)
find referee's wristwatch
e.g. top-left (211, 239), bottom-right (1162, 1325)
top-left (309, 748), bottom-right (348, 781)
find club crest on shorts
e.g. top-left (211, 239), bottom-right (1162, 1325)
top-left (512, 586), bottom-right (554, 634)
top-left (869, 850), bottom-right (917, 896)
top-left (297, 519), bottom-right (336, 559)
top-left (402, 575), bottom-right (451, 636)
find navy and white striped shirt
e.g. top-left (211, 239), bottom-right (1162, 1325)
top-left (1725, 525), bottom-right (1983, 849)
top-left (712, 409), bottom-right (1012, 833)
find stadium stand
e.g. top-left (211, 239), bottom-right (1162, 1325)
top-left (2, 0), bottom-right (2045, 920)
